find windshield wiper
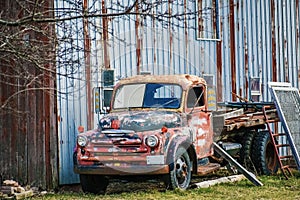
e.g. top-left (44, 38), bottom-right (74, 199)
top-left (154, 98), bottom-right (180, 110)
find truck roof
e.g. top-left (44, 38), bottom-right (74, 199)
top-left (116, 74), bottom-right (206, 90)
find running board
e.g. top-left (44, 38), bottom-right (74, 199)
top-left (197, 163), bottom-right (221, 175)
top-left (213, 142), bottom-right (263, 186)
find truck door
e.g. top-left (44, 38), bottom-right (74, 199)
top-left (186, 85), bottom-right (214, 158)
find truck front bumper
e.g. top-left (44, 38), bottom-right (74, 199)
top-left (74, 163), bottom-right (169, 175)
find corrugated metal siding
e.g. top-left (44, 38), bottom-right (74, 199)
top-left (89, 0), bottom-right (218, 77)
top-left (55, 0), bottom-right (87, 184)
top-left (55, 0), bottom-right (300, 184)
top-left (219, 0), bottom-right (300, 102)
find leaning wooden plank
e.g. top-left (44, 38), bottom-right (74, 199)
top-left (3, 180), bottom-right (19, 187)
top-left (193, 174), bottom-right (245, 188)
top-left (0, 186), bottom-right (14, 194)
top-left (213, 142), bottom-right (263, 186)
top-left (14, 190), bottom-right (34, 200)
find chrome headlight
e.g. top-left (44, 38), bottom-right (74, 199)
top-left (77, 135), bottom-right (88, 147)
top-left (146, 135), bottom-right (159, 148)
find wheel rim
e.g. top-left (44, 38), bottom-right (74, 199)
top-left (266, 141), bottom-right (277, 172)
top-left (175, 155), bottom-right (189, 186)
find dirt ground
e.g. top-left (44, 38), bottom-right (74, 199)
top-left (56, 173), bottom-right (227, 194)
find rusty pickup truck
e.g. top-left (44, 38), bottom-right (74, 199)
top-left (73, 74), bottom-right (278, 194)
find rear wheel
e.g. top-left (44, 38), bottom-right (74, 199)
top-left (251, 131), bottom-right (278, 175)
top-left (239, 130), bottom-right (256, 171)
top-left (164, 147), bottom-right (191, 190)
top-left (80, 174), bottom-right (109, 194)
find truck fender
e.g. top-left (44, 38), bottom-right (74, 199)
top-left (165, 135), bottom-right (196, 171)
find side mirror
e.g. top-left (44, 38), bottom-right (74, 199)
top-left (94, 87), bottom-right (113, 114)
top-left (95, 69), bottom-right (115, 114)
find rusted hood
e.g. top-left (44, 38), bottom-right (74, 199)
top-left (99, 110), bottom-right (182, 132)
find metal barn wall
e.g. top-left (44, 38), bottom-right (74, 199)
top-left (219, 0), bottom-right (300, 102)
top-left (0, 1), bottom-right (58, 189)
top-left (55, 0), bottom-right (218, 184)
top-left (55, 0), bottom-right (300, 184)
top-left (55, 0), bottom-right (89, 184)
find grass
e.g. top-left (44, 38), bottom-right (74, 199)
top-left (30, 171), bottom-right (300, 200)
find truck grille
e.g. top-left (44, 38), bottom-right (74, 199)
top-left (90, 129), bottom-right (144, 149)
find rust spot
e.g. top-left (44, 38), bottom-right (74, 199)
top-left (184, 0), bottom-right (188, 72)
top-left (152, 9), bottom-right (156, 68)
top-left (270, 0), bottom-right (277, 82)
top-left (239, 88), bottom-right (242, 99)
top-left (84, 0), bottom-right (92, 129)
top-left (169, 1), bottom-right (173, 69)
top-left (212, 0), bottom-right (217, 36)
top-left (236, 1), bottom-right (240, 32)
top-left (229, 0), bottom-right (236, 101)
top-left (216, 41), bottom-right (222, 102)
top-left (102, 0), bottom-right (110, 69)
top-left (220, 21), bottom-right (223, 38)
top-left (135, 3), bottom-right (142, 74)
top-left (244, 30), bottom-right (249, 99)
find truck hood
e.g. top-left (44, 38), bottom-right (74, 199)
top-left (99, 110), bottom-right (182, 132)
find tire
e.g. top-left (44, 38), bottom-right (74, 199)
top-left (80, 174), bottom-right (109, 194)
top-left (164, 147), bottom-right (191, 190)
top-left (251, 131), bottom-right (278, 175)
top-left (239, 130), bottom-right (256, 171)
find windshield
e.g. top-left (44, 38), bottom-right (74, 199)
top-left (113, 83), bottom-right (182, 109)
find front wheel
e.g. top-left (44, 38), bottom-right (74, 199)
top-left (164, 147), bottom-right (191, 190)
top-left (80, 174), bottom-right (109, 194)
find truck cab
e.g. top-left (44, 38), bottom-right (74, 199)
top-left (73, 74), bottom-right (220, 194)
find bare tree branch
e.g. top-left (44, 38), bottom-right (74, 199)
top-left (0, 0), bottom-right (205, 113)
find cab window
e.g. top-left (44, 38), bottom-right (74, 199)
top-left (187, 86), bottom-right (205, 108)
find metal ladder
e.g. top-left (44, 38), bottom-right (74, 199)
top-left (262, 106), bottom-right (294, 179)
